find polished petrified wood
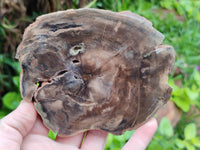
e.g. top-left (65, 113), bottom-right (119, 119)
top-left (16, 8), bottom-right (175, 136)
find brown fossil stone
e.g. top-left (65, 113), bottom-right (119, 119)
top-left (16, 8), bottom-right (175, 136)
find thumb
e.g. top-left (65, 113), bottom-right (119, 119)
top-left (0, 100), bottom-right (37, 150)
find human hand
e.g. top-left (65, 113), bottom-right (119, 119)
top-left (0, 100), bottom-right (157, 150)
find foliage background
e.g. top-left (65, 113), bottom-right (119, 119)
top-left (0, 0), bottom-right (200, 149)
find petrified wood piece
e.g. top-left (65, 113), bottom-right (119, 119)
top-left (16, 8), bottom-right (175, 136)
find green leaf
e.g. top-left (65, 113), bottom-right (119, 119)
top-left (124, 130), bottom-right (134, 141)
top-left (172, 97), bottom-right (190, 112)
top-left (0, 108), bottom-right (10, 119)
top-left (175, 139), bottom-right (185, 149)
top-left (184, 123), bottom-right (196, 140)
top-left (193, 70), bottom-right (200, 86)
top-left (13, 76), bottom-right (20, 88)
top-left (147, 139), bottom-right (164, 150)
top-left (185, 142), bottom-right (195, 150)
top-left (84, 0), bottom-right (97, 8)
top-left (12, 62), bottom-right (21, 74)
top-left (191, 137), bottom-right (200, 148)
top-left (111, 148), bottom-right (120, 150)
top-left (105, 134), bottom-right (113, 149)
top-left (168, 79), bottom-right (179, 92)
top-left (185, 87), bottom-right (199, 101)
top-left (160, 0), bottom-right (174, 10)
top-left (2, 92), bottom-right (21, 110)
top-left (1, 18), bottom-right (17, 29)
top-left (48, 130), bottom-right (57, 140)
top-left (0, 27), bottom-right (6, 38)
top-left (112, 136), bottom-right (122, 148)
top-left (1, 23), bottom-right (17, 29)
top-left (158, 117), bottom-right (173, 137)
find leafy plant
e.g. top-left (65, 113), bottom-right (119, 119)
top-left (2, 75), bottom-right (21, 110)
top-left (160, 0), bottom-right (200, 22)
top-left (0, 73), bottom-right (21, 118)
top-left (147, 118), bottom-right (200, 150)
top-left (176, 123), bottom-right (200, 150)
top-left (147, 117), bottom-right (177, 150)
top-left (169, 69), bottom-right (200, 112)
top-left (0, 54), bottom-right (21, 118)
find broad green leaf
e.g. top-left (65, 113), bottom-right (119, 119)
top-left (147, 140), bottom-right (164, 150)
top-left (12, 62), bottom-right (21, 74)
top-left (185, 87), bottom-right (199, 101)
top-left (172, 97), bottom-right (190, 112)
top-left (13, 76), bottom-right (20, 88)
top-left (2, 92), bottom-right (21, 110)
top-left (191, 137), bottom-right (200, 148)
top-left (175, 139), bottom-right (185, 149)
top-left (184, 123), bottom-right (196, 140)
top-left (114, 134), bottom-right (126, 144)
top-left (185, 142), bottom-right (195, 150)
top-left (158, 117), bottom-right (173, 137)
top-left (168, 79), bottom-right (179, 93)
top-left (160, 0), bottom-right (174, 10)
top-left (105, 134), bottom-right (114, 148)
top-left (48, 130), bottom-right (57, 140)
top-left (112, 136), bottom-right (122, 147)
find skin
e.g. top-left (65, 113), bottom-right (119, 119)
top-left (0, 100), bottom-right (157, 150)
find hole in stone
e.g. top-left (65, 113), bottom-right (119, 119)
top-left (72, 60), bottom-right (80, 64)
top-left (32, 96), bottom-right (36, 102)
top-left (57, 70), bottom-right (68, 76)
top-left (69, 43), bottom-right (85, 56)
top-left (74, 46), bottom-right (82, 51)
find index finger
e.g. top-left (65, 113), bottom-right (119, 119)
top-left (81, 130), bottom-right (108, 150)
top-left (122, 118), bottom-right (158, 150)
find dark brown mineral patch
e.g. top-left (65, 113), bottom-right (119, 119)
top-left (16, 8), bottom-right (175, 136)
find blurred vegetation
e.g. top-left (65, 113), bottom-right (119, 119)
top-left (0, 0), bottom-right (200, 149)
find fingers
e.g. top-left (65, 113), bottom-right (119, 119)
top-left (122, 118), bottom-right (158, 150)
top-left (0, 100), bottom-right (37, 150)
top-left (56, 132), bottom-right (84, 148)
top-left (22, 134), bottom-right (79, 150)
top-left (81, 130), bottom-right (108, 150)
top-left (28, 117), bottom-right (49, 136)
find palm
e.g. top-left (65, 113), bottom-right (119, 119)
top-left (22, 116), bottom-right (107, 150)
